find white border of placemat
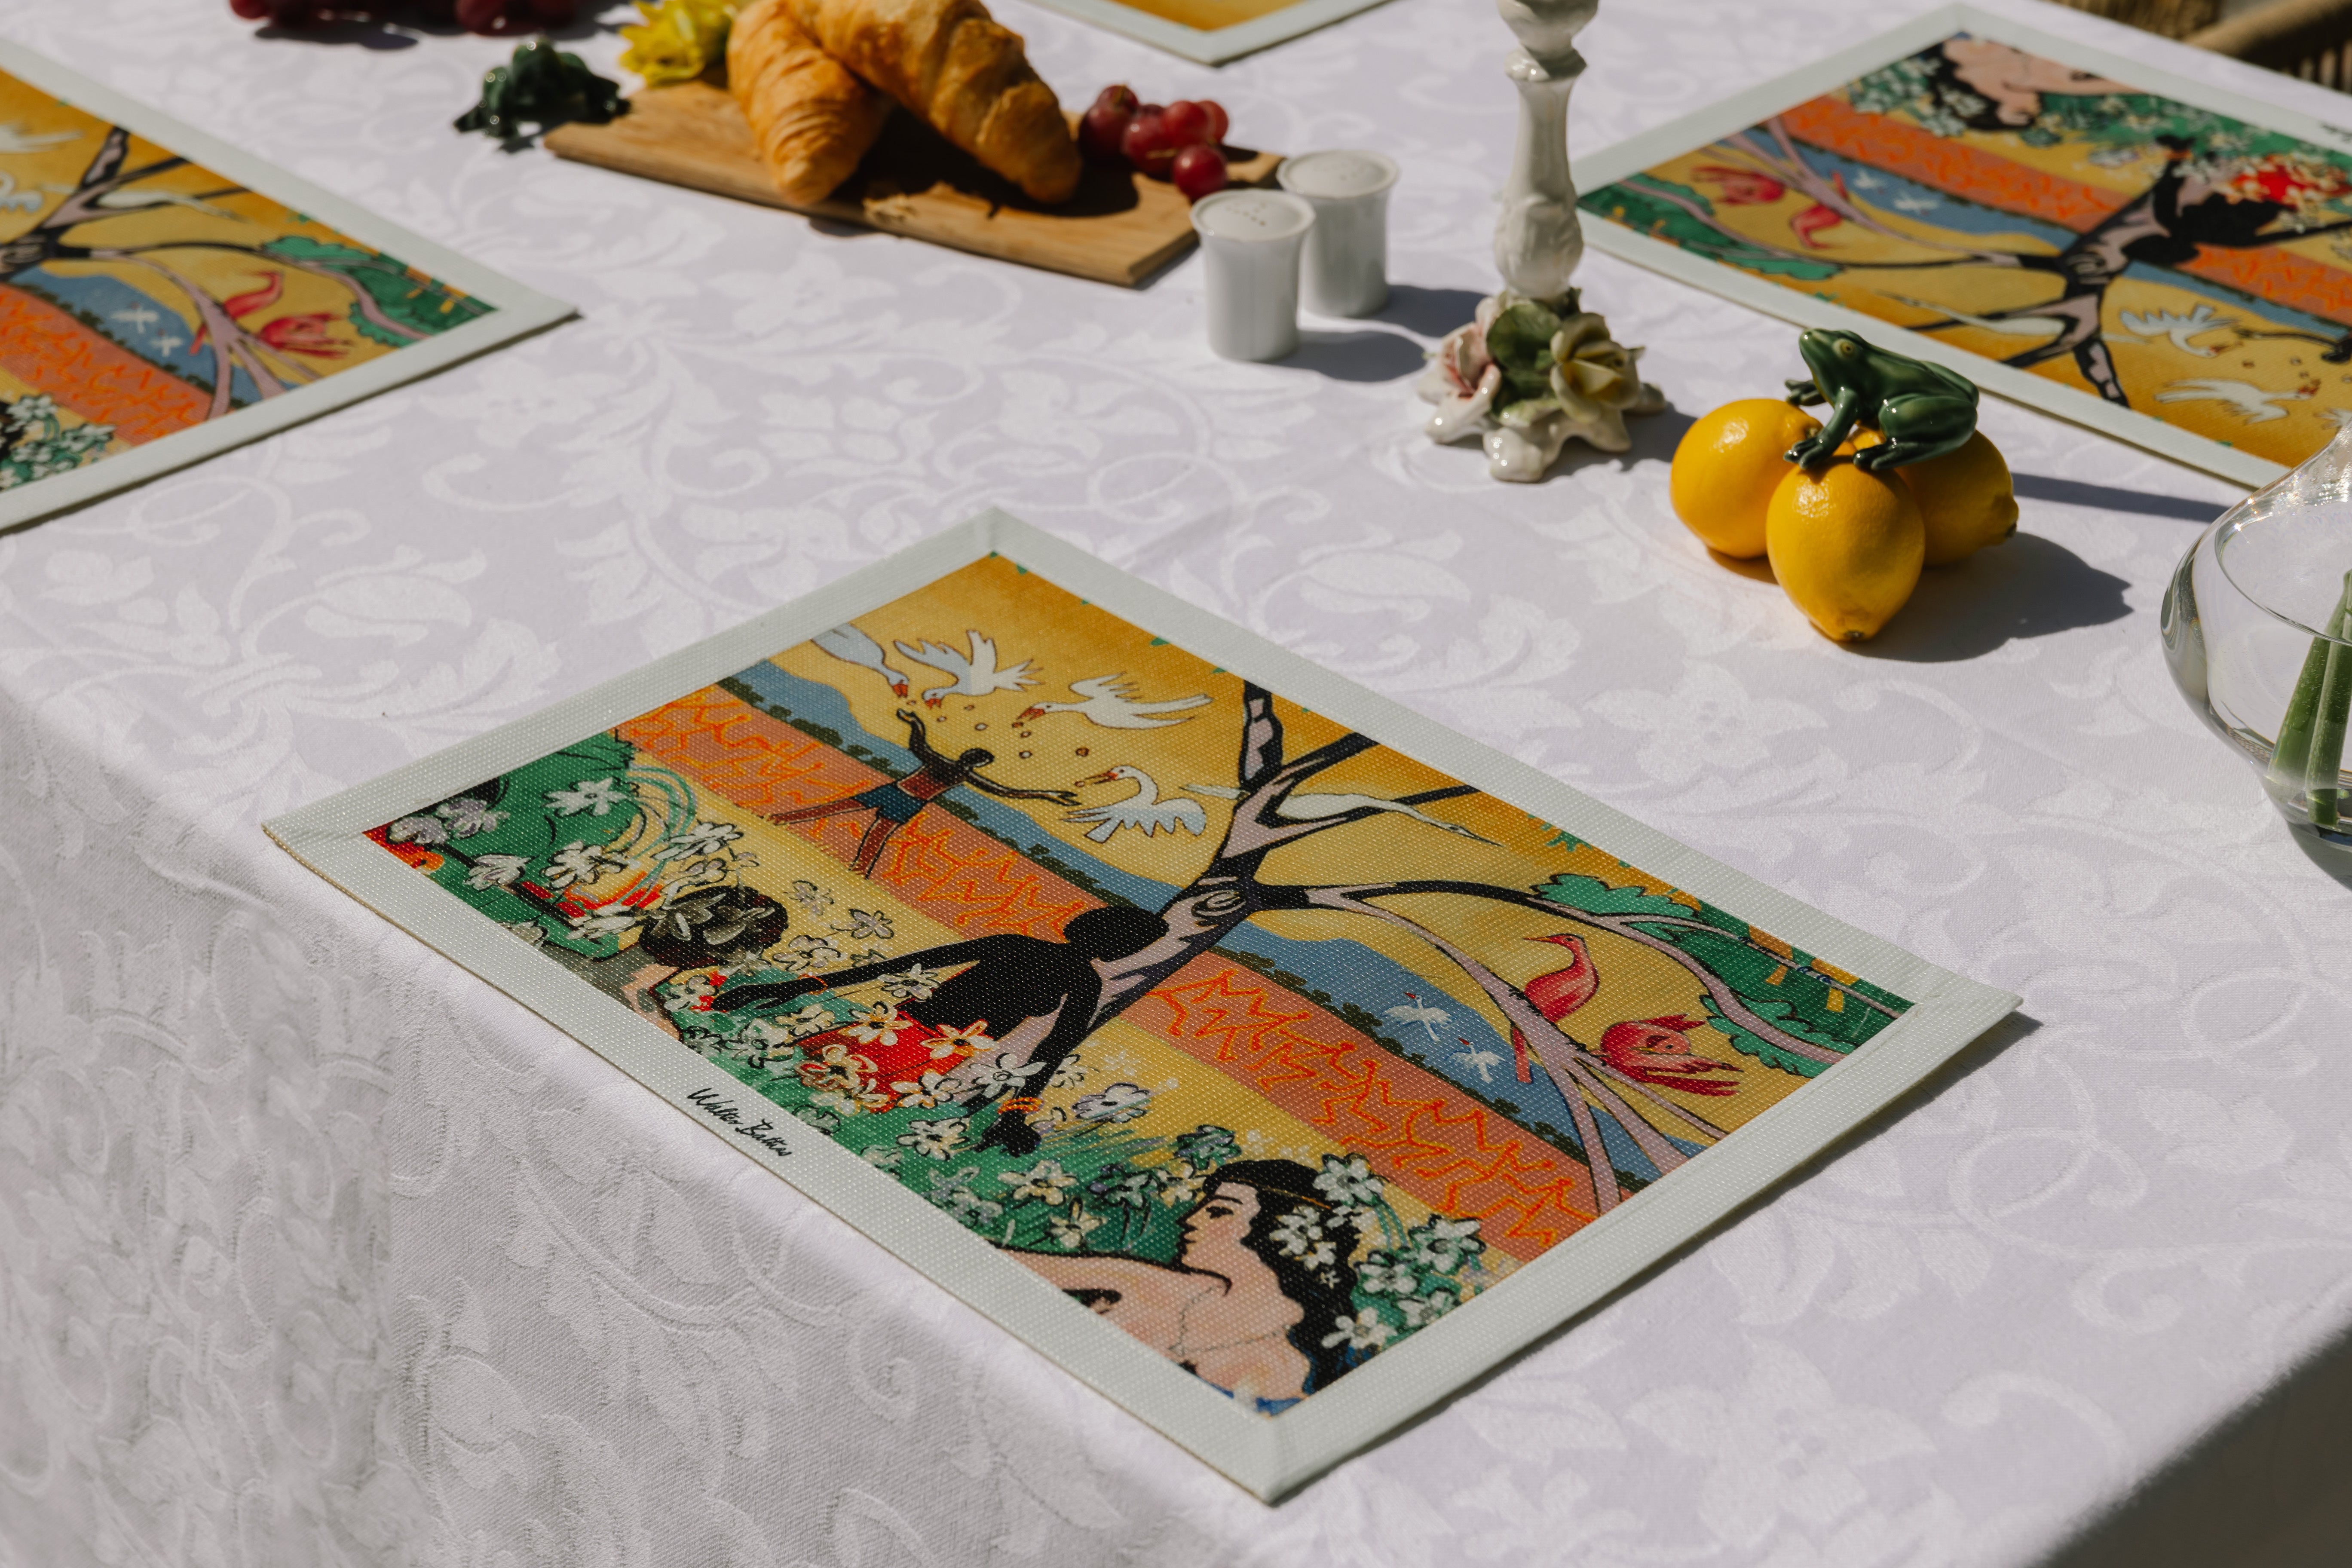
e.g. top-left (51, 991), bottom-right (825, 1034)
top-left (0, 37), bottom-right (572, 534)
top-left (1573, 2), bottom-right (2343, 490)
top-left (266, 509), bottom-right (2019, 1501)
top-left (1022, 0), bottom-right (1392, 64)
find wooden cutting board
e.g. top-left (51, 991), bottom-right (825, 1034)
top-left (544, 80), bottom-right (1283, 288)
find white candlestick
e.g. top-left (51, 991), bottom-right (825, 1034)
top-left (1494, 0), bottom-right (1594, 300)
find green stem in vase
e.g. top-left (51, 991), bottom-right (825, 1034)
top-left (2300, 571), bottom-right (2352, 829)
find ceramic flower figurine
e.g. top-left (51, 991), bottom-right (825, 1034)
top-left (1416, 289), bottom-right (1663, 481)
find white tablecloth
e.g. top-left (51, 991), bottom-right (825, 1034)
top-left (5, 0), bottom-right (2351, 1562)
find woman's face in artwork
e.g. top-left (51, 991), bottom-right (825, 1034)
top-left (1180, 1183), bottom-right (1262, 1272)
top-left (1943, 40), bottom-right (2132, 127)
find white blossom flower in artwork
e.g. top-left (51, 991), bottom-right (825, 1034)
top-left (999, 1158), bottom-right (1077, 1206)
top-left (1072, 1082), bottom-right (1152, 1123)
top-left (385, 815), bottom-right (449, 846)
top-left (809, 1088), bottom-right (867, 1120)
top-left (1320, 1310), bottom-right (1396, 1352)
top-left (861, 1146), bottom-right (904, 1170)
top-left (541, 841), bottom-right (628, 889)
top-left (435, 798), bottom-right (508, 837)
top-left (1398, 1286), bottom-right (1460, 1329)
top-left (466, 853), bottom-right (530, 889)
top-left (567, 904), bottom-right (643, 939)
top-left (938, 1183), bottom-right (1003, 1228)
top-left (780, 1003), bottom-right (835, 1040)
top-left (656, 820), bottom-right (742, 861)
top-left (1270, 1208), bottom-right (1336, 1270)
top-left (880, 963), bottom-right (942, 1001)
top-left (662, 857), bottom-right (729, 894)
top-left (926, 1020), bottom-right (995, 1059)
top-left (898, 1116), bottom-right (970, 1160)
top-left (1356, 1254), bottom-right (1420, 1297)
top-left (845, 947), bottom-right (888, 967)
top-left (967, 1054), bottom-right (1046, 1101)
top-left (546, 777), bottom-right (633, 816)
top-left (845, 1004), bottom-right (906, 1047)
top-left (1047, 1208), bottom-right (1105, 1250)
top-left (1314, 1154), bottom-right (1384, 1210)
top-left (788, 879), bottom-right (836, 917)
top-left (1048, 1054), bottom-right (1087, 1088)
top-left (1408, 1215), bottom-right (1485, 1274)
top-left (786, 934), bottom-right (844, 971)
top-left (1156, 1163), bottom-right (1206, 1207)
top-left (841, 908), bottom-right (894, 941)
top-left (891, 1069), bottom-right (963, 1109)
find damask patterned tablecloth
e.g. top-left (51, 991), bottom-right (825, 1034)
top-left (2, 0), bottom-right (2348, 1563)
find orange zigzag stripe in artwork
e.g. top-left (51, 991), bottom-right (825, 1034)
top-left (0, 286), bottom-right (213, 444)
top-left (618, 683), bottom-right (1090, 940)
top-left (622, 683), bottom-right (1599, 1255)
top-left (1780, 95), bottom-right (2352, 326)
top-left (1133, 963), bottom-right (1602, 1258)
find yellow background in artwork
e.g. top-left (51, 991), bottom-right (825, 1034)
top-left (1092, 0), bottom-right (1305, 32)
top-left (760, 555), bottom-right (1861, 1135)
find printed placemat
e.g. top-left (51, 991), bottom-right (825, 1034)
top-left (266, 511), bottom-right (2018, 1500)
top-left (0, 39), bottom-right (567, 532)
top-left (1575, 3), bottom-right (2352, 487)
top-left (1020, 0), bottom-right (1391, 65)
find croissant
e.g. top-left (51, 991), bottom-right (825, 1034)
top-left (783, 0), bottom-right (1081, 205)
top-left (728, 0), bottom-right (892, 206)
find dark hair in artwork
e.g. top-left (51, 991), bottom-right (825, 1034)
top-left (1061, 905), bottom-right (1168, 962)
top-left (635, 885), bottom-right (790, 968)
top-left (1913, 43), bottom-right (2026, 132)
top-left (1212, 1158), bottom-right (1363, 1396)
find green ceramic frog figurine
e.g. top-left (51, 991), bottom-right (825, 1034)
top-left (455, 39), bottom-right (624, 141)
top-left (1783, 328), bottom-right (1978, 472)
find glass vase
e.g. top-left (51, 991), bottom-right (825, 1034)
top-left (2163, 422), bottom-right (2352, 881)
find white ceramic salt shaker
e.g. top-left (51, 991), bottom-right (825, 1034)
top-left (1190, 189), bottom-right (1317, 362)
top-left (1277, 150), bottom-right (1399, 318)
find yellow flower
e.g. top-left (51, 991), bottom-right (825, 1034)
top-left (619, 0), bottom-right (737, 87)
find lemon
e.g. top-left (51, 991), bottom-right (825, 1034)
top-left (1899, 432), bottom-right (2018, 566)
top-left (1765, 460), bottom-right (1925, 642)
top-left (1669, 399), bottom-right (1822, 559)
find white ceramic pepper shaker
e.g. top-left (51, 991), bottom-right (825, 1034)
top-left (1189, 188), bottom-right (1317, 362)
top-left (1277, 150), bottom-right (1399, 318)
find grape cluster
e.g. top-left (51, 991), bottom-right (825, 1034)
top-left (1080, 86), bottom-right (1232, 201)
top-left (227, 0), bottom-right (576, 32)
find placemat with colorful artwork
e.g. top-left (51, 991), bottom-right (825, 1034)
top-left (0, 40), bottom-right (565, 531)
top-left (1576, 3), bottom-right (2352, 486)
top-left (266, 511), bottom-right (2017, 1499)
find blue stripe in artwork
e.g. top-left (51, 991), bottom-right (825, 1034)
top-left (720, 657), bottom-right (1698, 1179)
top-left (13, 266), bottom-right (258, 405)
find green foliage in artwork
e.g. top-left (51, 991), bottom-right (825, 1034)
top-left (261, 236), bottom-right (495, 345)
top-left (1533, 871), bottom-right (1909, 1077)
top-left (1850, 41), bottom-right (2352, 217)
top-left (0, 394), bottom-right (113, 491)
top-left (1582, 178), bottom-right (1842, 280)
top-left (383, 732), bottom-right (659, 958)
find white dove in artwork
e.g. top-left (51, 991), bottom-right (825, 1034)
top-left (812, 623), bottom-right (911, 698)
top-left (90, 187), bottom-right (240, 219)
top-left (1183, 784), bottom-right (1497, 843)
top-left (0, 123), bottom-right (79, 155)
top-left (1065, 766), bottom-right (1208, 843)
top-left (1888, 191), bottom-right (1941, 214)
top-left (2114, 303), bottom-right (2236, 357)
top-left (1385, 993), bottom-right (1451, 1043)
top-left (2156, 378), bottom-right (2312, 424)
top-left (1885, 294), bottom-right (2067, 340)
top-left (1454, 1039), bottom-right (1504, 1084)
top-left (894, 630), bottom-right (1038, 706)
top-left (1015, 674), bottom-right (1211, 729)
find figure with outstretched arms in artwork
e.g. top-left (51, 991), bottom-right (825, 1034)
top-left (769, 707), bottom-right (1079, 876)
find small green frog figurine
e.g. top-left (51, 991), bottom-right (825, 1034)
top-left (1783, 328), bottom-right (1978, 472)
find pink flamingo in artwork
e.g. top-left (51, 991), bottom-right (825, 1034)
top-left (1597, 1015), bottom-right (1744, 1096)
top-left (1508, 932), bottom-right (1599, 1085)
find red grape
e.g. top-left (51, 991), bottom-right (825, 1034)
top-left (1171, 144), bottom-right (1227, 200)
top-left (1121, 108), bottom-right (1176, 178)
top-left (523, 0), bottom-right (576, 21)
top-left (1161, 100), bottom-right (1212, 148)
top-left (228, 0), bottom-right (277, 17)
top-left (1198, 99), bottom-right (1229, 145)
top-left (454, 0), bottom-right (508, 29)
top-left (1080, 84), bottom-right (1136, 163)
